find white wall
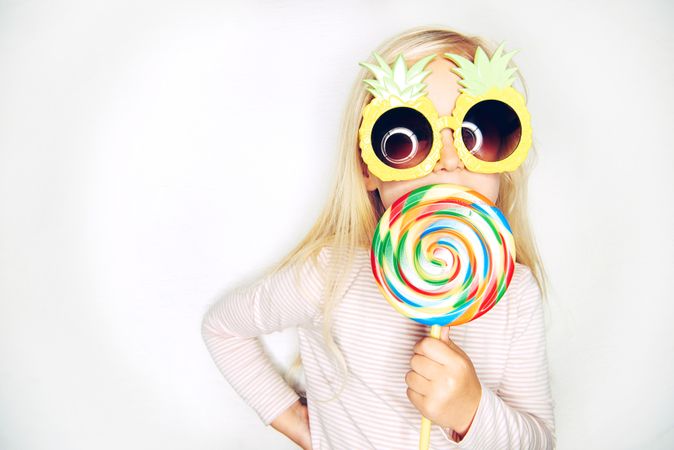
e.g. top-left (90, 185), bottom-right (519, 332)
top-left (1, 1), bottom-right (672, 449)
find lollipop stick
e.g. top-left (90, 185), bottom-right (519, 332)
top-left (418, 324), bottom-right (442, 450)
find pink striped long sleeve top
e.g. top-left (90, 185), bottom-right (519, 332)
top-left (201, 246), bottom-right (556, 449)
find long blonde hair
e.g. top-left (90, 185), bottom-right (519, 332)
top-left (260, 25), bottom-right (550, 400)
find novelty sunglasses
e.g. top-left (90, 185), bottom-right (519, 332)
top-left (358, 42), bottom-right (532, 181)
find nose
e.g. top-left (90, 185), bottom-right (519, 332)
top-left (433, 128), bottom-right (464, 173)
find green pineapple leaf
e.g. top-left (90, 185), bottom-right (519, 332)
top-left (359, 52), bottom-right (436, 102)
top-left (444, 42), bottom-right (519, 97)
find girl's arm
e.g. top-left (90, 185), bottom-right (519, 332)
top-left (201, 247), bottom-right (328, 431)
top-left (440, 265), bottom-right (556, 449)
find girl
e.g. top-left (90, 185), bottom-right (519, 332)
top-left (201, 25), bottom-right (555, 449)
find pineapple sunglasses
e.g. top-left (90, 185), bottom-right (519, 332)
top-left (358, 42), bottom-right (532, 182)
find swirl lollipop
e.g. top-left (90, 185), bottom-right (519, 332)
top-left (370, 183), bottom-right (516, 449)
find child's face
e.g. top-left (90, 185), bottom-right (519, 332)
top-left (360, 56), bottom-right (501, 210)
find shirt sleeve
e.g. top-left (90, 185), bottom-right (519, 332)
top-left (200, 247), bottom-right (329, 425)
top-left (438, 265), bottom-right (557, 449)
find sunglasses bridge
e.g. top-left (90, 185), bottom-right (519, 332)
top-left (435, 115), bottom-right (462, 132)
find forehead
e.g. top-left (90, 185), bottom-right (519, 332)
top-left (421, 56), bottom-right (462, 117)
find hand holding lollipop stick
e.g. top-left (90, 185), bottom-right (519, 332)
top-left (370, 183), bottom-right (516, 449)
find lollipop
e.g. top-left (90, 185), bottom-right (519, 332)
top-left (370, 183), bottom-right (516, 449)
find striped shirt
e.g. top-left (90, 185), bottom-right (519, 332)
top-left (201, 246), bottom-right (556, 449)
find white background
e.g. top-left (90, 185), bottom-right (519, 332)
top-left (1, 0), bottom-right (673, 449)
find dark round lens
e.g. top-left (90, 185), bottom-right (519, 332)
top-left (461, 127), bottom-right (477, 150)
top-left (461, 100), bottom-right (522, 162)
top-left (371, 107), bottom-right (433, 169)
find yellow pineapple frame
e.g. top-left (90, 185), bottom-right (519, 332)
top-left (358, 42), bottom-right (532, 181)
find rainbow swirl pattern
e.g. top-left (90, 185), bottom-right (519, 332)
top-left (371, 183), bottom-right (516, 327)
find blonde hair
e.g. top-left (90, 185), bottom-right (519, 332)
top-left (260, 25), bottom-right (550, 402)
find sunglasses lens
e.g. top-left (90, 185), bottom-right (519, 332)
top-left (461, 100), bottom-right (522, 163)
top-left (371, 107), bottom-right (433, 169)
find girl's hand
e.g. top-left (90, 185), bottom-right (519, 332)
top-left (270, 399), bottom-right (312, 449)
top-left (405, 326), bottom-right (481, 437)
top-left (296, 401), bottom-right (312, 450)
